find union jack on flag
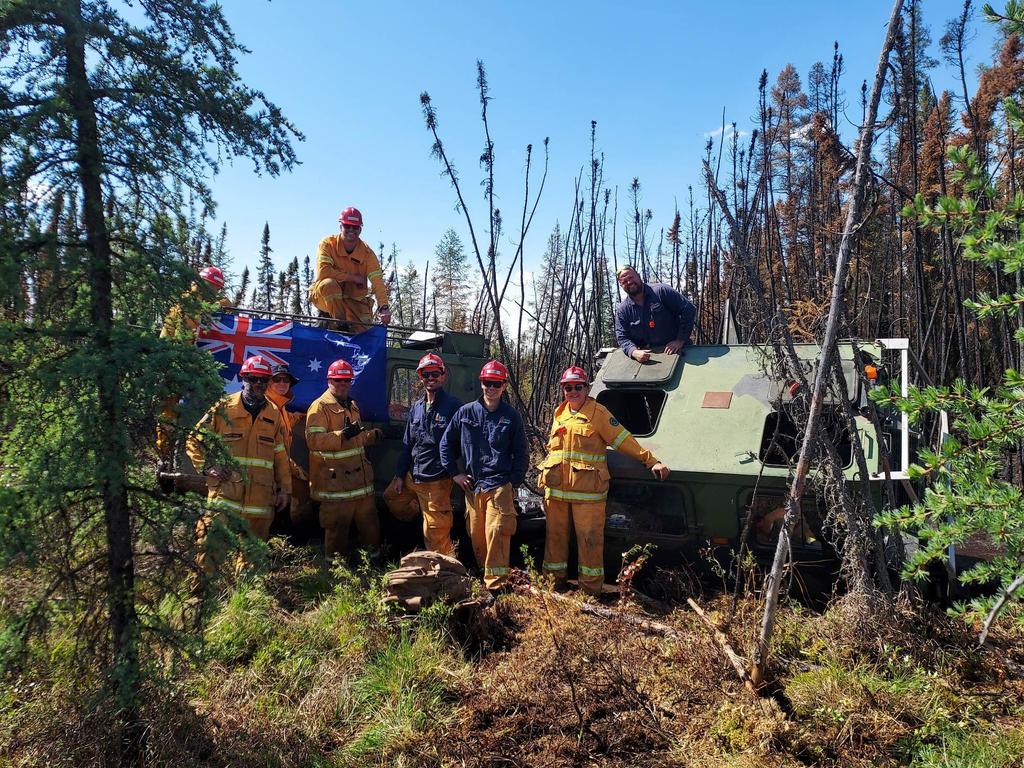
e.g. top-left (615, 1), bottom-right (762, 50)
top-left (196, 314), bottom-right (292, 366)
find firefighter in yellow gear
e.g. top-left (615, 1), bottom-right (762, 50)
top-left (185, 355), bottom-right (292, 571)
top-left (305, 358), bottom-right (383, 557)
top-left (266, 363), bottom-right (311, 525)
top-left (307, 207), bottom-right (391, 332)
top-left (157, 265), bottom-right (232, 462)
top-left (539, 366), bottom-right (670, 596)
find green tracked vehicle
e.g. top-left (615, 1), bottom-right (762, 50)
top-left (590, 338), bottom-right (916, 570)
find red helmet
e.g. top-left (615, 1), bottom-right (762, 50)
top-left (479, 359), bottom-right (509, 382)
top-left (200, 265), bottom-right (225, 289)
top-left (338, 207), bottom-right (363, 228)
top-left (559, 366), bottom-right (589, 385)
top-left (417, 353), bottom-right (445, 373)
top-left (327, 359), bottom-right (355, 380)
top-left (240, 355), bottom-right (273, 377)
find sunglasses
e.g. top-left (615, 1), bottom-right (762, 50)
top-left (420, 370), bottom-right (442, 380)
top-left (244, 376), bottom-right (270, 384)
top-left (562, 384), bottom-right (586, 392)
top-left (271, 376), bottom-right (291, 383)
top-left (481, 380), bottom-right (504, 389)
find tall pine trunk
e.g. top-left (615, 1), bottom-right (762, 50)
top-left (62, 1), bottom-right (142, 764)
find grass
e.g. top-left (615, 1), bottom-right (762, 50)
top-left (2, 541), bottom-right (1024, 767)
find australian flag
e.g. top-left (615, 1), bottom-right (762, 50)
top-left (197, 312), bottom-right (388, 420)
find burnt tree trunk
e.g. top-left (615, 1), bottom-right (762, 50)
top-left (750, 0), bottom-right (905, 689)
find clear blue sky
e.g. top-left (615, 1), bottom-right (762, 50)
top-left (208, 0), bottom-right (997, 284)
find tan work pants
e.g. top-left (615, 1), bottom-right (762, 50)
top-left (156, 395), bottom-right (180, 461)
top-left (196, 509), bottom-right (274, 575)
top-left (465, 483), bottom-right (517, 589)
top-left (543, 498), bottom-right (607, 596)
top-left (384, 474), bottom-right (455, 556)
top-left (308, 279), bottom-right (374, 332)
top-left (319, 495), bottom-right (380, 557)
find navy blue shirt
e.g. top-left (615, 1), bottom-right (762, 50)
top-left (395, 388), bottom-right (463, 482)
top-left (614, 283), bottom-right (696, 357)
top-left (439, 399), bottom-right (529, 492)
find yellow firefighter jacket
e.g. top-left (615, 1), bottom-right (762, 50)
top-left (186, 392), bottom-right (292, 518)
top-left (538, 397), bottom-right (659, 503)
top-left (160, 289), bottom-right (232, 340)
top-left (305, 391), bottom-right (381, 502)
top-left (315, 236), bottom-right (389, 308)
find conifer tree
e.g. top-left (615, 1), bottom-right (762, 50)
top-left (256, 221), bottom-right (275, 311)
top-left (0, 2), bottom-right (299, 762)
top-left (432, 228), bottom-right (469, 330)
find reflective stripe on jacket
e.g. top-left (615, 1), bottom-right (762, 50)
top-left (538, 397), bottom-right (658, 502)
top-left (185, 392), bottom-right (291, 518)
top-left (439, 399), bottom-right (528, 493)
top-left (395, 388), bottom-right (462, 482)
top-left (315, 236), bottom-right (389, 309)
top-left (305, 390), bottom-right (380, 502)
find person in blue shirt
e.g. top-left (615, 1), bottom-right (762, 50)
top-left (614, 265), bottom-right (696, 363)
top-left (439, 359), bottom-right (529, 590)
top-left (385, 353), bottom-right (462, 555)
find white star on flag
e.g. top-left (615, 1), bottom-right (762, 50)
top-left (308, 358), bottom-right (322, 372)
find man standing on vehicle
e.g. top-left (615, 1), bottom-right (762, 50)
top-left (614, 265), bottom-right (696, 363)
top-left (440, 360), bottom-right (528, 591)
top-left (186, 354), bottom-right (292, 569)
top-left (306, 358), bottom-right (384, 558)
top-left (539, 366), bottom-right (670, 596)
top-left (385, 353), bottom-right (463, 555)
top-left (307, 207), bottom-right (391, 331)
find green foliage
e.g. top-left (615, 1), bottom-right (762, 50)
top-left (0, 0), bottom-right (300, 751)
top-left (885, 10), bottom-right (1024, 632)
top-left (911, 727), bottom-right (1024, 767)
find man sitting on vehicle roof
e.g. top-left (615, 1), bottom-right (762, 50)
top-left (308, 206), bottom-right (391, 332)
top-left (614, 265), bottom-right (696, 363)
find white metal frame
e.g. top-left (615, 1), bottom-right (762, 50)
top-left (872, 338), bottom-right (910, 481)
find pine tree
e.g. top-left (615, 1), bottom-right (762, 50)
top-left (233, 266), bottom-right (251, 307)
top-left (397, 259), bottom-right (424, 327)
top-left (256, 222), bottom-right (274, 311)
top-left (432, 228), bottom-right (469, 330)
top-left (302, 255), bottom-right (313, 315)
top-left (0, 3), bottom-right (298, 760)
top-left (288, 257), bottom-right (303, 315)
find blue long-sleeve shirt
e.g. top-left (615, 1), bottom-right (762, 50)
top-left (614, 283), bottom-right (696, 357)
top-left (394, 388), bottom-right (463, 482)
top-left (439, 398), bottom-right (529, 492)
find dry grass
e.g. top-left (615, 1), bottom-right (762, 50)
top-left (3, 551), bottom-right (1024, 767)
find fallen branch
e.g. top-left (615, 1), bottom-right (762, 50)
top-left (686, 598), bottom-right (759, 698)
top-left (516, 584), bottom-right (682, 637)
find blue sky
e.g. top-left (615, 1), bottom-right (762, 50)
top-left (208, 1), bottom-right (997, 285)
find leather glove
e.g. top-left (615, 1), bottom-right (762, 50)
top-left (366, 428), bottom-right (383, 444)
top-left (341, 421), bottom-right (364, 440)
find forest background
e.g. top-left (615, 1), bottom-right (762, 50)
top-left (5, 0), bottom-right (1024, 765)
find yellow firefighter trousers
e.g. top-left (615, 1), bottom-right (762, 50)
top-left (384, 474), bottom-right (455, 556)
top-left (196, 511), bottom-right (274, 575)
top-left (156, 395), bottom-right (180, 461)
top-left (308, 278), bottom-right (374, 331)
top-left (543, 499), bottom-right (607, 596)
top-left (319, 495), bottom-right (379, 557)
top-left (465, 483), bottom-right (517, 589)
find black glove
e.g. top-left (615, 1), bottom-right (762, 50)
top-left (341, 421), bottom-right (364, 440)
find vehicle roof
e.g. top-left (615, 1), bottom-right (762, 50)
top-left (592, 342), bottom-right (878, 476)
